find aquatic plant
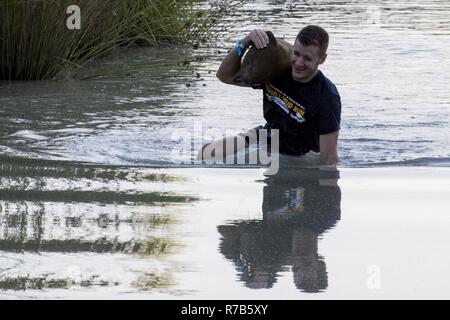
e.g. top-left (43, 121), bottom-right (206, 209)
top-left (1, 0), bottom-right (124, 79)
top-left (0, 0), bottom-right (244, 80)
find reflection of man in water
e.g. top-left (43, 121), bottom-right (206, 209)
top-left (218, 166), bottom-right (341, 292)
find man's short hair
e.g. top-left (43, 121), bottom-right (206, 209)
top-left (296, 25), bottom-right (329, 55)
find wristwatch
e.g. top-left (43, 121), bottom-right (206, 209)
top-left (235, 39), bottom-right (247, 57)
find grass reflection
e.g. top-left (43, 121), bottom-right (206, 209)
top-left (0, 157), bottom-right (196, 293)
top-left (0, 238), bottom-right (173, 255)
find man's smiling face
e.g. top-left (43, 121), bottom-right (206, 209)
top-left (291, 39), bottom-right (327, 83)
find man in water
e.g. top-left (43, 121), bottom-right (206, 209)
top-left (198, 25), bottom-right (341, 165)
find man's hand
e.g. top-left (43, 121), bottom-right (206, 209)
top-left (216, 29), bottom-right (270, 85)
top-left (242, 29), bottom-right (270, 49)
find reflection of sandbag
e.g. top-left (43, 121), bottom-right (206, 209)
top-left (217, 224), bottom-right (241, 261)
top-left (218, 222), bottom-right (291, 289)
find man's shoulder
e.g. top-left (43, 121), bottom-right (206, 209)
top-left (321, 73), bottom-right (340, 98)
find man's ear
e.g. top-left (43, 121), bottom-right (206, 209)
top-left (319, 53), bottom-right (327, 65)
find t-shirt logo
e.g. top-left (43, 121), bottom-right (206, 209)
top-left (265, 83), bottom-right (306, 124)
top-left (268, 187), bottom-right (305, 220)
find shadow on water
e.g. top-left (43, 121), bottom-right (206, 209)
top-left (218, 166), bottom-right (341, 293)
top-left (0, 156), bottom-right (195, 292)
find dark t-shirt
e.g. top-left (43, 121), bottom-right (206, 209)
top-left (254, 69), bottom-right (341, 156)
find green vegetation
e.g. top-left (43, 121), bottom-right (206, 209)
top-left (0, 0), bottom-right (242, 80)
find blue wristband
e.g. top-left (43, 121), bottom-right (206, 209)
top-left (235, 39), bottom-right (246, 57)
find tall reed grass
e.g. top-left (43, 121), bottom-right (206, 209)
top-left (0, 0), bottom-right (242, 80)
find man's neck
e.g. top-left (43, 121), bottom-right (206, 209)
top-left (298, 69), bottom-right (319, 83)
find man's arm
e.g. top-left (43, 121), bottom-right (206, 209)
top-left (319, 131), bottom-right (339, 166)
top-left (216, 29), bottom-right (269, 85)
top-left (216, 48), bottom-right (244, 85)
